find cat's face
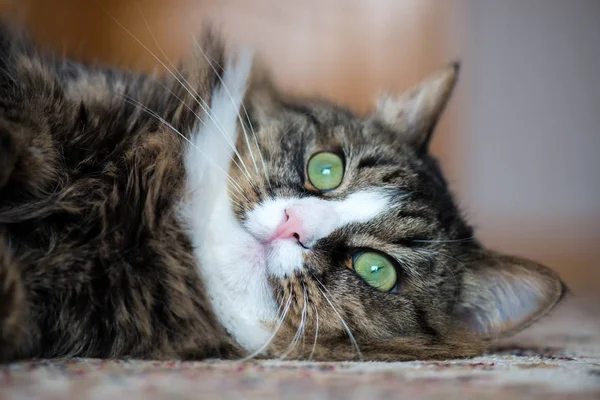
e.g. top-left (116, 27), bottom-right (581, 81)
top-left (191, 55), bottom-right (566, 360)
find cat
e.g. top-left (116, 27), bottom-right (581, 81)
top-left (0, 24), bottom-right (566, 363)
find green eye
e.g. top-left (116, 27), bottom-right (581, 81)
top-left (307, 152), bottom-right (344, 191)
top-left (353, 252), bottom-right (398, 292)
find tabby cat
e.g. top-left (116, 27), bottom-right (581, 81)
top-left (0, 25), bottom-right (565, 363)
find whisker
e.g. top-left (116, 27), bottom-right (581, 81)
top-left (422, 250), bottom-right (471, 312)
top-left (240, 293), bottom-right (292, 362)
top-left (119, 94), bottom-right (245, 195)
top-left (242, 102), bottom-right (271, 190)
top-left (432, 251), bottom-right (470, 276)
top-left (309, 298), bottom-right (319, 360)
top-left (134, 10), bottom-right (256, 186)
top-left (192, 37), bottom-right (262, 179)
top-left (278, 119), bottom-right (303, 146)
top-left (313, 277), bottom-right (362, 360)
top-left (278, 282), bottom-right (307, 360)
top-left (148, 75), bottom-right (254, 185)
top-left (301, 284), bottom-right (309, 352)
top-left (107, 11), bottom-right (255, 184)
top-left (196, 44), bottom-right (271, 190)
top-left (226, 194), bottom-right (243, 208)
top-left (411, 237), bottom-right (475, 244)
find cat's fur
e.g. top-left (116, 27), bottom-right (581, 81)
top-left (0, 25), bottom-right (565, 363)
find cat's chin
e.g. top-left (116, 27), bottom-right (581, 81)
top-left (246, 235), bottom-right (306, 279)
top-left (264, 238), bottom-right (306, 278)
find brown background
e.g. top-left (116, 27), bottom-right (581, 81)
top-left (1, 0), bottom-right (598, 295)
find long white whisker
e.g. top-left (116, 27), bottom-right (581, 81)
top-left (192, 36), bottom-right (271, 190)
top-left (279, 284), bottom-right (307, 360)
top-left (432, 251), bottom-right (467, 277)
top-left (240, 294), bottom-right (292, 362)
top-left (240, 94), bottom-right (271, 190)
top-left (134, 10), bottom-right (256, 186)
top-left (422, 250), bottom-right (469, 312)
top-left (108, 11), bottom-right (255, 184)
top-left (224, 192), bottom-right (243, 208)
top-left (278, 119), bottom-right (303, 146)
top-left (314, 277), bottom-right (362, 360)
top-left (309, 298), bottom-right (319, 360)
top-left (192, 37), bottom-right (260, 177)
top-left (411, 237), bottom-right (475, 244)
top-left (149, 76), bottom-right (254, 185)
top-left (119, 94), bottom-right (244, 195)
top-left (301, 284), bottom-right (309, 352)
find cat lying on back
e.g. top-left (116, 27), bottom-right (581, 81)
top-left (0, 25), bottom-right (565, 363)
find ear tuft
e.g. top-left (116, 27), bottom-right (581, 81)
top-left (456, 251), bottom-right (566, 338)
top-left (374, 62), bottom-right (460, 150)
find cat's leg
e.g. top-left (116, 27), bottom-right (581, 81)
top-left (0, 234), bottom-right (27, 362)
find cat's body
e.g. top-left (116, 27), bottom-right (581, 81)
top-left (0, 26), bottom-right (565, 363)
top-left (0, 28), bottom-right (244, 361)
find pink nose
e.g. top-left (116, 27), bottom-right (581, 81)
top-left (272, 208), bottom-right (306, 245)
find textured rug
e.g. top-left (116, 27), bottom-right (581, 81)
top-left (2, 297), bottom-right (599, 399)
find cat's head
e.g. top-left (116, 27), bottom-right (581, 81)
top-left (187, 41), bottom-right (567, 361)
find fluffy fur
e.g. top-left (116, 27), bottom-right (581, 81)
top-left (0, 25), bottom-right (566, 363)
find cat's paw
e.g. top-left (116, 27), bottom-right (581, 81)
top-left (0, 126), bottom-right (17, 190)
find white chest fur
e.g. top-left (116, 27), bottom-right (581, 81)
top-left (180, 51), bottom-right (279, 352)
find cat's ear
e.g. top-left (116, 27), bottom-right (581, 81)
top-left (455, 250), bottom-right (567, 338)
top-left (373, 63), bottom-right (459, 151)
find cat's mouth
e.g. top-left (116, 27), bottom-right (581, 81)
top-left (295, 236), bottom-right (310, 250)
top-left (246, 233), bottom-right (307, 279)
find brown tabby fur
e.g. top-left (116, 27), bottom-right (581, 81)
top-left (0, 26), bottom-right (243, 361)
top-left (0, 24), bottom-right (565, 363)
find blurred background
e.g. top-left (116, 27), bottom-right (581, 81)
top-left (1, 0), bottom-right (598, 295)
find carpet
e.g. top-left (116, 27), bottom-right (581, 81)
top-left (2, 297), bottom-right (599, 399)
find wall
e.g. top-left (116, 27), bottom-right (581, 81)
top-left (459, 0), bottom-right (600, 294)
